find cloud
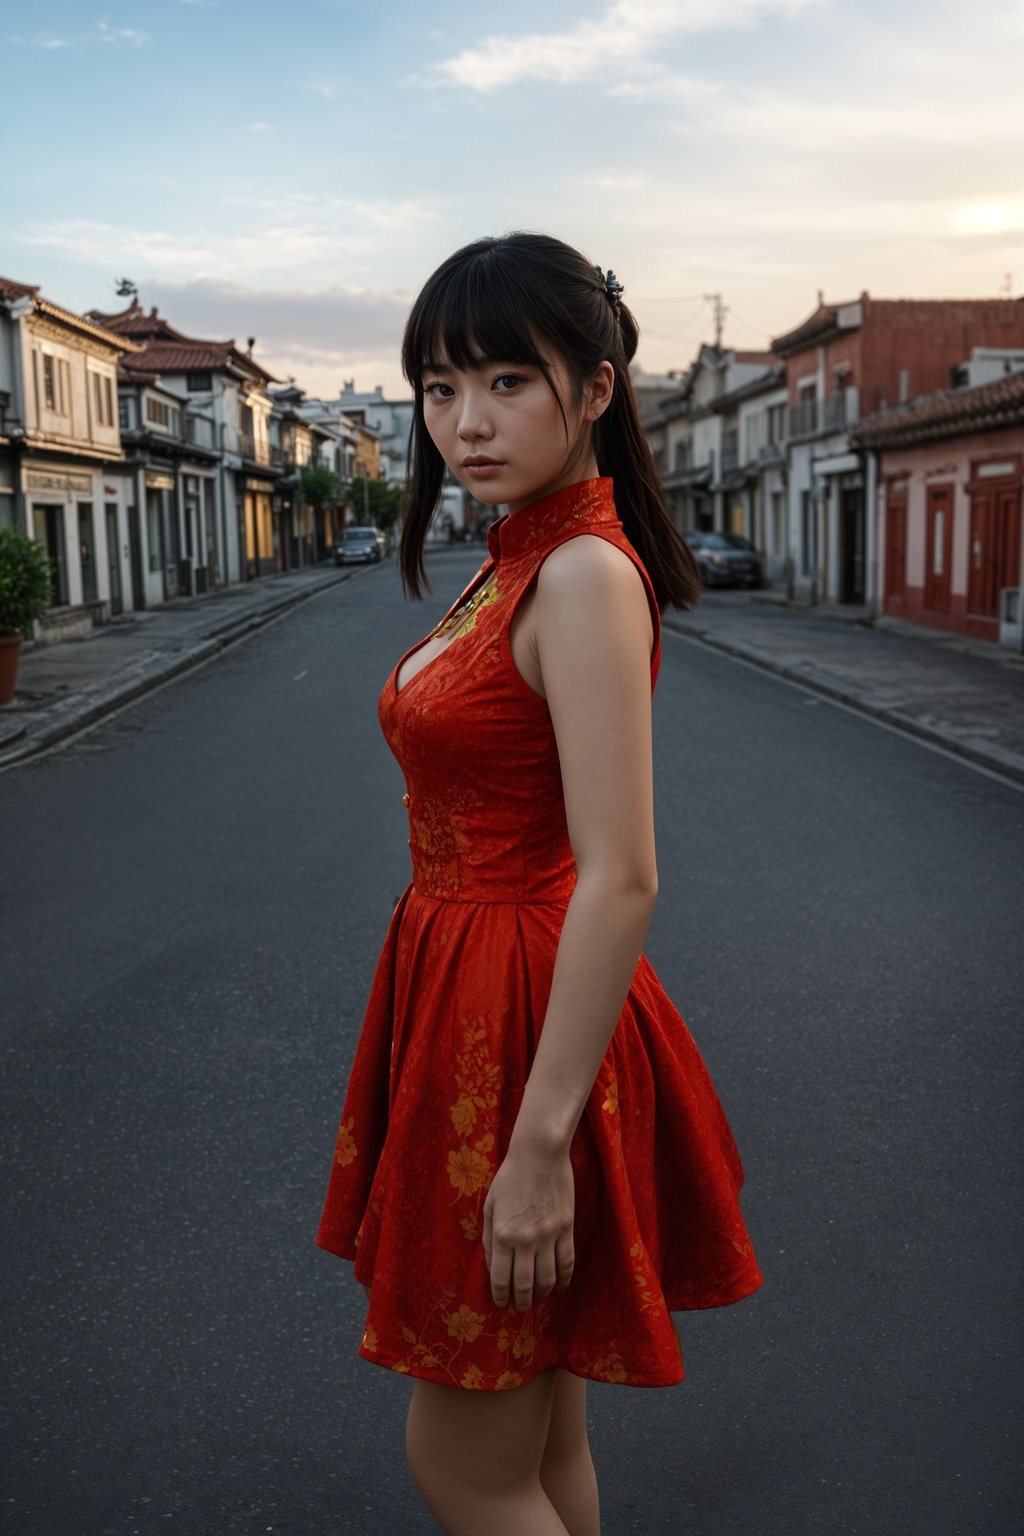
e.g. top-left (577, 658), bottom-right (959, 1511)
top-left (299, 82), bottom-right (337, 99)
top-left (427, 0), bottom-right (820, 91)
top-left (96, 19), bottom-right (149, 46)
top-left (7, 34), bottom-right (75, 48)
top-left (9, 18), bottom-right (149, 49)
top-left (241, 121), bottom-right (276, 134)
top-left (136, 278), bottom-right (415, 395)
top-left (17, 198), bottom-right (440, 284)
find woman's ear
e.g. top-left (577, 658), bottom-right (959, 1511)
top-left (586, 361), bottom-right (615, 421)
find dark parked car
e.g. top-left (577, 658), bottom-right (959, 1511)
top-left (334, 527), bottom-right (382, 566)
top-left (684, 530), bottom-right (764, 589)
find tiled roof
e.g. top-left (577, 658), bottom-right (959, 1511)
top-left (0, 277), bottom-right (40, 303)
top-left (0, 276), bottom-right (141, 351)
top-left (85, 300), bottom-right (193, 344)
top-left (851, 371), bottom-right (1024, 448)
top-left (772, 302), bottom-right (848, 356)
top-left (122, 341), bottom-right (277, 385)
top-left (731, 349), bottom-right (775, 365)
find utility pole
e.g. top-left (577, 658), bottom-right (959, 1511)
top-left (703, 291), bottom-right (728, 349)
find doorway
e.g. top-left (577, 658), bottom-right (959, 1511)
top-left (924, 483), bottom-right (954, 612)
top-left (105, 503), bottom-right (123, 616)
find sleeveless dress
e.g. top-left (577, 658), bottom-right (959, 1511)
top-left (315, 477), bottom-right (763, 1390)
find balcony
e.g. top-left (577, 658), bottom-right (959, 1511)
top-left (788, 396), bottom-right (819, 438)
top-left (185, 413), bottom-right (216, 452)
top-left (823, 387), bottom-right (859, 433)
top-left (236, 431), bottom-right (282, 468)
top-left (721, 430), bottom-right (739, 474)
top-left (757, 440), bottom-right (785, 466)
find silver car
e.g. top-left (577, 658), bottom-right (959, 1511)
top-left (334, 527), bottom-right (382, 566)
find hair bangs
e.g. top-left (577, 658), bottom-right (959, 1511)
top-left (402, 249), bottom-right (552, 384)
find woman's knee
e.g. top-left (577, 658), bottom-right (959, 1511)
top-left (406, 1370), bottom-right (558, 1499)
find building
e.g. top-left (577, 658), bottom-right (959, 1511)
top-left (116, 357), bottom-right (221, 605)
top-left (86, 300), bottom-right (283, 582)
top-left (771, 294), bottom-right (1024, 608)
top-left (332, 382), bottom-right (414, 488)
top-left (852, 368), bottom-right (1024, 648)
top-left (0, 276), bottom-right (139, 640)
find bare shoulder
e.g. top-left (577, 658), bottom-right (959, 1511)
top-left (534, 534), bottom-right (654, 654)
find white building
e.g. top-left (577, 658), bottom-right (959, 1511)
top-left (86, 301), bottom-right (283, 582)
top-left (0, 275), bottom-right (139, 640)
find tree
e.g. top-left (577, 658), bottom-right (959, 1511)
top-left (297, 463), bottom-right (343, 513)
top-left (346, 476), bottom-right (403, 533)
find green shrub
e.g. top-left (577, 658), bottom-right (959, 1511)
top-left (0, 525), bottom-right (54, 636)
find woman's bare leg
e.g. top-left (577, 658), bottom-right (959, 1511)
top-left (539, 1371), bottom-right (601, 1536)
top-left (406, 1368), bottom-right (569, 1535)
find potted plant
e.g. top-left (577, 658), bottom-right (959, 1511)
top-left (0, 525), bottom-right (54, 705)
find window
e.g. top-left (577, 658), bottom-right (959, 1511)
top-left (119, 399), bottom-right (130, 431)
top-left (92, 371), bottom-right (114, 428)
top-left (145, 396), bottom-right (181, 435)
top-left (186, 372), bottom-right (212, 392)
top-left (40, 352), bottom-right (71, 415)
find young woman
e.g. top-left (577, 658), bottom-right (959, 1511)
top-left (316, 232), bottom-right (763, 1535)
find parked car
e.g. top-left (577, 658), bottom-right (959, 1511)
top-left (334, 527), bottom-right (382, 565)
top-left (684, 530), bottom-right (764, 589)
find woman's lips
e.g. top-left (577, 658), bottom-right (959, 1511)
top-left (464, 461), bottom-right (504, 479)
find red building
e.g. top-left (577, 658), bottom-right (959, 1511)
top-left (852, 373), bottom-right (1024, 647)
top-left (770, 294), bottom-right (1024, 607)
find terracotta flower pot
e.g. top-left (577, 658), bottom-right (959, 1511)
top-left (0, 631), bottom-right (23, 706)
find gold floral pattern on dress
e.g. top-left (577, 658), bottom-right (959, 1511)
top-left (630, 1237), bottom-right (665, 1319)
top-left (447, 1014), bottom-right (502, 1227)
top-left (381, 1289), bottom-right (549, 1389)
top-left (409, 785), bottom-right (486, 898)
top-left (589, 1351), bottom-right (628, 1383)
top-left (362, 1324), bottom-right (378, 1353)
top-left (435, 569), bottom-right (501, 641)
top-left (334, 1115), bottom-right (357, 1167)
top-left (601, 1075), bottom-right (620, 1114)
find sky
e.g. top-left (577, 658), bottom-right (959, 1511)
top-left (3, 0), bottom-right (1022, 399)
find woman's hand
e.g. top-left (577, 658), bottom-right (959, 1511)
top-left (482, 1143), bottom-right (575, 1311)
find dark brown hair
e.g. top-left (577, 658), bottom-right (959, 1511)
top-left (399, 231), bottom-right (701, 611)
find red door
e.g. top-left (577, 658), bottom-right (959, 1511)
top-left (968, 483), bottom-right (1022, 618)
top-left (924, 484), bottom-right (953, 612)
top-left (885, 487), bottom-right (907, 606)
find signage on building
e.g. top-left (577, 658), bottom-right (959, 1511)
top-left (23, 468), bottom-right (94, 495)
top-left (145, 472), bottom-right (175, 491)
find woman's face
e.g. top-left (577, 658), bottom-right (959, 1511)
top-left (419, 346), bottom-right (611, 514)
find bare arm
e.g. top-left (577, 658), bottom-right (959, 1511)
top-left (482, 535), bottom-right (658, 1310)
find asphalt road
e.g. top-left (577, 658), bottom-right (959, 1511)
top-left (2, 549), bottom-right (1021, 1536)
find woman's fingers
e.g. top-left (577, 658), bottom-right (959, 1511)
top-left (555, 1230), bottom-right (575, 1289)
top-left (512, 1247), bottom-right (536, 1313)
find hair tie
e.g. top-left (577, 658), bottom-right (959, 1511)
top-left (595, 266), bottom-right (624, 309)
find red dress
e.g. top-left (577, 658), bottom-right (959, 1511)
top-left (316, 477), bottom-right (763, 1390)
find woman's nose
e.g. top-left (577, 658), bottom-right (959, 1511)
top-left (457, 393), bottom-right (493, 440)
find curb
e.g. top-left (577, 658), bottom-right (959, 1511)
top-left (0, 567), bottom-right (355, 771)
top-left (662, 616), bottom-right (1024, 788)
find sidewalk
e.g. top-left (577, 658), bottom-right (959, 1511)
top-left (663, 589), bottom-right (1024, 786)
top-left (0, 561), bottom-right (362, 769)
top-left (3, 558), bottom-right (1023, 786)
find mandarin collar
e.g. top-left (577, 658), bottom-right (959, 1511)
top-left (485, 478), bottom-right (619, 564)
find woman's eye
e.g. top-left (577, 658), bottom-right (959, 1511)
top-left (424, 381), bottom-right (454, 399)
top-left (493, 373), bottom-right (525, 391)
